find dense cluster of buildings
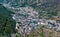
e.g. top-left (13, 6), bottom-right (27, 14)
top-left (12, 6), bottom-right (60, 37)
top-left (12, 6), bottom-right (39, 37)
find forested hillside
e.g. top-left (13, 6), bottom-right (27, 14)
top-left (0, 4), bottom-right (16, 37)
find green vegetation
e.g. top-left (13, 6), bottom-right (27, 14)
top-left (0, 4), bottom-right (16, 36)
top-left (31, 2), bottom-right (59, 19)
top-left (15, 33), bottom-right (21, 37)
top-left (40, 26), bottom-right (45, 37)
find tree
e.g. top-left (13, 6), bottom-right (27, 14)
top-left (0, 4), bottom-right (16, 37)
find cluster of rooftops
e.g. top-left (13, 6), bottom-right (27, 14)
top-left (12, 7), bottom-right (60, 35)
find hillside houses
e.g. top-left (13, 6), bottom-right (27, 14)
top-left (12, 6), bottom-right (39, 35)
top-left (12, 6), bottom-right (60, 37)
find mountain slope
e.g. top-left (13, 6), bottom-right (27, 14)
top-left (32, 0), bottom-right (60, 19)
top-left (0, 4), bottom-right (16, 36)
